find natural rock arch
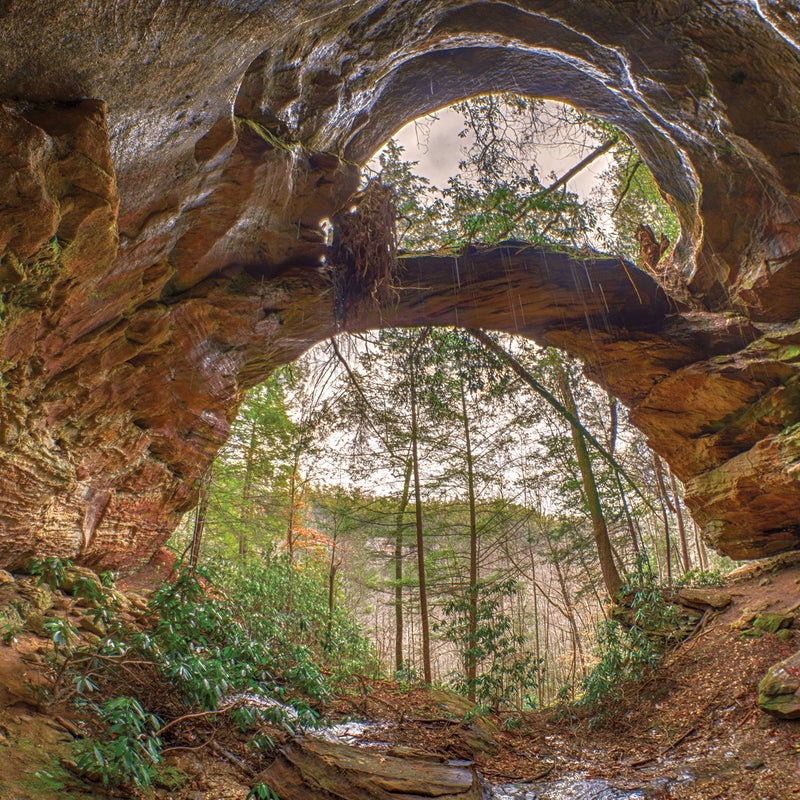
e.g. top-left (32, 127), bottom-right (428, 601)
top-left (1, 1), bottom-right (799, 569)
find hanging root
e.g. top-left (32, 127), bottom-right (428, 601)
top-left (636, 224), bottom-right (670, 272)
top-left (330, 180), bottom-right (398, 327)
top-left (635, 223), bottom-right (690, 303)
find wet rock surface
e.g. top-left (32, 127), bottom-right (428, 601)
top-left (1, 2), bottom-right (800, 568)
top-left (258, 719), bottom-right (658, 800)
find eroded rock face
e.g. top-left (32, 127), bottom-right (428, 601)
top-left (0, 1), bottom-right (799, 567)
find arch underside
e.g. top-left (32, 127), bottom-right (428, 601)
top-left (1, 1), bottom-right (800, 568)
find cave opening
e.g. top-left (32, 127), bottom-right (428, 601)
top-left (169, 94), bottom-right (711, 699)
top-left (2, 4), bottom-right (800, 795)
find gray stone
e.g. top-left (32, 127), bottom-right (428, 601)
top-left (758, 648), bottom-right (800, 719)
top-left (676, 588), bottom-right (732, 611)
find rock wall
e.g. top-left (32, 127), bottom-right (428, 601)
top-left (0, 1), bottom-right (799, 568)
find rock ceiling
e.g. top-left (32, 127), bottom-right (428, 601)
top-left (0, 1), bottom-right (799, 568)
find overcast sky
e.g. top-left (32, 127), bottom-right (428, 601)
top-left (387, 103), bottom-right (611, 200)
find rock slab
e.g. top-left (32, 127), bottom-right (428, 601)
top-left (676, 588), bottom-right (733, 611)
top-left (258, 737), bottom-right (483, 800)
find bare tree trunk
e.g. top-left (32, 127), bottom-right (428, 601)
top-left (556, 364), bottom-right (623, 600)
top-left (409, 358), bottom-right (432, 684)
top-left (286, 451), bottom-right (302, 563)
top-left (543, 531), bottom-right (585, 677)
top-left (544, 597), bottom-right (552, 702)
top-left (652, 454), bottom-right (673, 587)
top-left (557, 559), bottom-right (585, 682)
top-left (693, 520), bottom-right (709, 571)
top-left (326, 529), bottom-right (338, 650)
top-left (460, 383), bottom-right (479, 702)
top-left (394, 457), bottom-right (413, 673)
top-left (606, 396), bottom-right (641, 557)
top-left (190, 468), bottom-right (211, 569)
top-left (527, 547), bottom-right (544, 707)
top-left (668, 467), bottom-right (691, 573)
top-left (239, 419), bottom-right (258, 560)
top-left (607, 394), bottom-right (618, 453)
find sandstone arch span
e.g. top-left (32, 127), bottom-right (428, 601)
top-left (0, 2), bottom-right (799, 569)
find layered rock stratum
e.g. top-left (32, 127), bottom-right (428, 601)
top-left (1, 1), bottom-right (800, 568)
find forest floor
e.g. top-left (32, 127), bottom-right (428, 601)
top-left (333, 553), bottom-right (800, 798)
top-left (0, 554), bottom-right (799, 799)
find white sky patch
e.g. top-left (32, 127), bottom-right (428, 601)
top-left (390, 102), bottom-right (612, 202)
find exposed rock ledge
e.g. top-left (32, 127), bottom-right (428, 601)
top-left (1, 1), bottom-right (800, 568)
top-left (257, 737), bottom-right (483, 800)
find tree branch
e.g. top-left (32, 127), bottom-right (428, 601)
top-left (465, 328), bottom-right (657, 514)
top-left (546, 137), bottom-right (617, 194)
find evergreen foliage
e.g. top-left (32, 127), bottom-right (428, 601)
top-left (579, 562), bottom-right (680, 709)
top-left (435, 578), bottom-right (542, 711)
top-left (34, 554), bottom-right (377, 791)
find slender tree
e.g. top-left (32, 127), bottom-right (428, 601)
top-left (668, 467), bottom-right (692, 573)
top-left (394, 457), bottom-right (413, 672)
top-left (553, 361), bottom-right (623, 600)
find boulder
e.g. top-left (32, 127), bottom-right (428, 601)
top-left (258, 738), bottom-right (483, 800)
top-left (731, 602), bottom-right (771, 631)
top-left (758, 649), bottom-right (800, 719)
top-left (78, 616), bottom-right (107, 638)
top-left (752, 613), bottom-right (794, 634)
top-left (0, 605), bottom-right (24, 639)
top-left (124, 592), bottom-right (150, 613)
top-left (61, 566), bottom-right (102, 595)
top-left (13, 579), bottom-right (55, 616)
top-left (24, 612), bottom-right (48, 637)
top-left (676, 588), bottom-right (732, 611)
top-left (740, 612), bottom-right (795, 638)
top-left (426, 688), bottom-right (499, 757)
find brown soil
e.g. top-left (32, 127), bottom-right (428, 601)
top-left (0, 556), bottom-right (799, 799)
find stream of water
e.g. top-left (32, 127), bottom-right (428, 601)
top-left (231, 698), bottom-right (681, 799)
top-left (486, 778), bottom-right (648, 799)
top-left (312, 720), bottom-right (661, 800)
